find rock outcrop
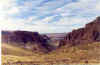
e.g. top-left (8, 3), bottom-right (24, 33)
top-left (59, 17), bottom-right (100, 47)
top-left (2, 31), bottom-right (53, 53)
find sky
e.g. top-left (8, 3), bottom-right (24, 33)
top-left (0, 0), bottom-right (100, 33)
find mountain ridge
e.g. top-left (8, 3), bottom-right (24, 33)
top-left (2, 31), bottom-right (54, 53)
top-left (2, 17), bottom-right (100, 52)
top-left (59, 16), bottom-right (100, 47)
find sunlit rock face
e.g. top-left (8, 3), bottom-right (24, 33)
top-left (59, 17), bottom-right (100, 47)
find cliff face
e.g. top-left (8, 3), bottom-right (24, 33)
top-left (2, 31), bottom-right (48, 43)
top-left (2, 31), bottom-right (53, 53)
top-left (59, 17), bottom-right (100, 47)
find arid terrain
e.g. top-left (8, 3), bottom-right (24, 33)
top-left (2, 42), bottom-right (100, 64)
top-left (2, 17), bottom-right (100, 64)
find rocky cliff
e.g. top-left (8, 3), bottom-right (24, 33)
top-left (2, 31), bottom-right (54, 53)
top-left (59, 17), bottom-right (100, 47)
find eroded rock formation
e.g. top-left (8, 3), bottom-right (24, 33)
top-left (59, 17), bottom-right (100, 47)
top-left (2, 31), bottom-right (53, 53)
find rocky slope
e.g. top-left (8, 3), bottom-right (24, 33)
top-left (59, 17), bottom-right (100, 47)
top-left (2, 31), bottom-right (54, 53)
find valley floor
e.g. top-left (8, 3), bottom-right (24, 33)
top-left (2, 42), bottom-right (100, 64)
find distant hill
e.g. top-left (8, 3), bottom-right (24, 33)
top-left (45, 33), bottom-right (66, 41)
top-left (59, 17), bottom-right (100, 47)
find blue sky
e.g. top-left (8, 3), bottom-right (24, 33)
top-left (0, 0), bottom-right (100, 33)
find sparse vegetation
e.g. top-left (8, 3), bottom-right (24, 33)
top-left (2, 42), bottom-right (100, 64)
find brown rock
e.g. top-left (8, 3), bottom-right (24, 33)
top-left (2, 31), bottom-right (54, 53)
top-left (59, 16), bottom-right (100, 47)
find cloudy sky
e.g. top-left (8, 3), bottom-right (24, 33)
top-left (0, 0), bottom-right (100, 33)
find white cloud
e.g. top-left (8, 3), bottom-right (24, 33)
top-left (0, 0), bottom-right (100, 33)
top-left (7, 7), bottom-right (20, 14)
top-left (0, 18), bottom-right (25, 30)
top-left (0, 0), bottom-right (20, 30)
top-left (96, 2), bottom-right (100, 11)
top-left (0, 0), bottom-right (14, 8)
